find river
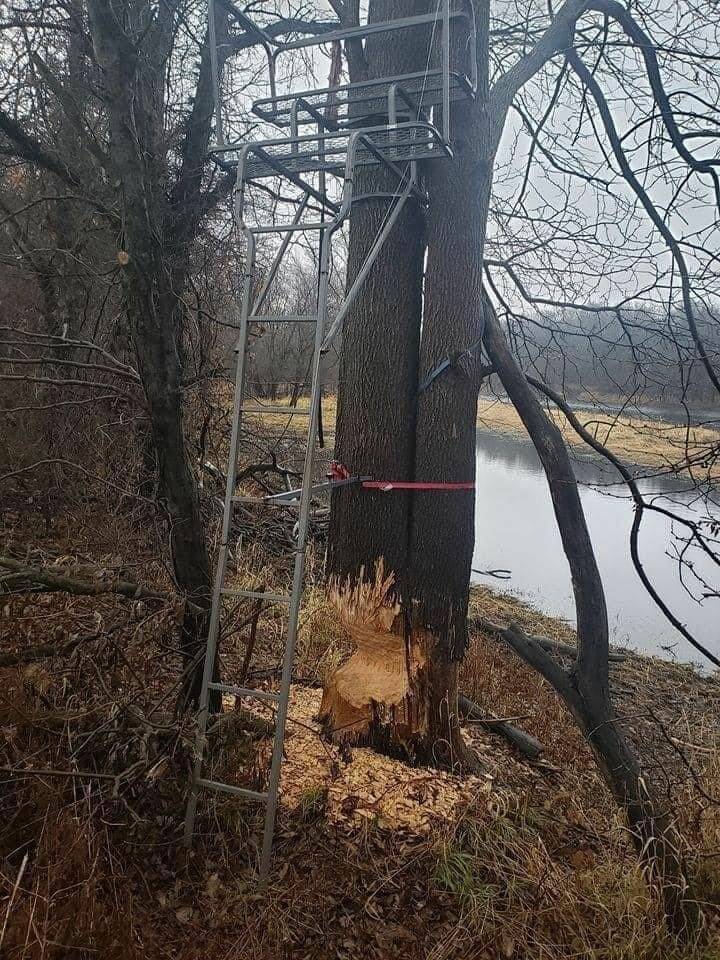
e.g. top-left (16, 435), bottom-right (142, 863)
top-left (471, 429), bottom-right (720, 666)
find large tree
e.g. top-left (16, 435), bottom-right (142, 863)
top-left (0, 0), bottom-right (325, 703)
top-left (321, 0), bottom-right (718, 927)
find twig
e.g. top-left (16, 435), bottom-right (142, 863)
top-left (0, 852), bottom-right (28, 952)
top-left (0, 766), bottom-right (117, 781)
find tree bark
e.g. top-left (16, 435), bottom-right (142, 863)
top-left (482, 296), bottom-right (699, 934)
top-left (403, 3), bottom-right (493, 768)
top-left (323, 3), bottom-right (430, 750)
top-left (324, 3), bottom-right (494, 769)
top-left (328, 0), bottom-right (427, 583)
top-left (86, 0), bottom-right (212, 704)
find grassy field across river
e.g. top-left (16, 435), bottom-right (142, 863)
top-left (243, 389), bottom-right (720, 479)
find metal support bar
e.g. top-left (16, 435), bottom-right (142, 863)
top-left (208, 683), bottom-right (281, 703)
top-left (388, 82), bottom-right (423, 128)
top-left (197, 779), bottom-right (268, 801)
top-left (251, 194), bottom-right (310, 316)
top-left (322, 166), bottom-right (419, 352)
top-left (263, 474), bottom-right (372, 502)
top-left (276, 8), bottom-right (470, 52)
top-left (290, 96), bottom-right (341, 143)
top-left (253, 146), bottom-right (339, 212)
top-left (356, 132), bottom-right (426, 202)
top-left (220, 589), bottom-right (291, 603)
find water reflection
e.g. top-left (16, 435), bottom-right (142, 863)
top-left (471, 429), bottom-right (720, 666)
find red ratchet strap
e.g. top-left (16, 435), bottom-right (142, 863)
top-left (329, 461), bottom-right (474, 492)
top-left (362, 480), bottom-right (474, 491)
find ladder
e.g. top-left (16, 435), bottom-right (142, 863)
top-left (184, 0), bottom-right (477, 879)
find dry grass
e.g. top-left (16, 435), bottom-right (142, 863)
top-left (244, 391), bottom-right (720, 480)
top-left (476, 396), bottom-right (720, 479)
top-left (2, 507), bottom-right (720, 958)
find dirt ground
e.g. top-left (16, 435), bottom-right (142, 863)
top-left (1, 503), bottom-right (720, 959)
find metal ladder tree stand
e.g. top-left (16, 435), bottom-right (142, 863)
top-left (184, 0), bottom-right (478, 878)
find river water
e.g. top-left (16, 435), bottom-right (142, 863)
top-left (471, 429), bottom-right (720, 666)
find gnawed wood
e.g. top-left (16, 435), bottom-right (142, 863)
top-left (319, 564), bottom-right (428, 747)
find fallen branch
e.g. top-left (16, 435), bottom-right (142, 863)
top-left (0, 638), bottom-right (80, 668)
top-left (0, 556), bottom-right (203, 613)
top-left (472, 615), bottom-right (627, 663)
top-left (0, 765), bottom-right (118, 782)
top-left (458, 694), bottom-right (544, 759)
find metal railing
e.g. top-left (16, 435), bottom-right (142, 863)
top-left (209, 0), bottom-right (477, 148)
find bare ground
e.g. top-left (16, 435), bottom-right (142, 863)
top-left (1, 502), bottom-right (719, 959)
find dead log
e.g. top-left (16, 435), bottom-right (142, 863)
top-left (472, 615), bottom-right (627, 663)
top-left (458, 694), bottom-right (544, 759)
top-left (0, 556), bottom-right (202, 613)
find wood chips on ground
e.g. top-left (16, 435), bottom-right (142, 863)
top-left (237, 685), bottom-right (494, 835)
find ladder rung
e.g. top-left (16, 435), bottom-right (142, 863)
top-left (197, 778), bottom-right (267, 802)
top-left (221, 588), bottom-right (292, 603)
top-left (241, 405), bottom-right (311, 415)
top-left (250, 314), bottom-right (318, 323)
top-left (232, 495), bottom-right (300, 508)
top-left (208, 682), bottom-right (280, 703)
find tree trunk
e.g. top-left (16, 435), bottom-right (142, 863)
top-left (328, 0), bottom-right (427, 582)
top-left (321, 0), bottom-right (434, 753)
top-left (87, 0), bottom-right (212, 705)
top-left (323, 3), bottom-right (428, 749)
top-left (403, 7), bottom-right (492, 767)
top-left (124, 269), bottom-right (211, 706)
top-left (482, 298), bottom-right (699, 934)
top-left (324, 4), bottom-right (494, 769)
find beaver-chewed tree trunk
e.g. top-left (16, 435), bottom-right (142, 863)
top-left (324, 3), bottom-right (493, 771)
top-left (319, 564), bottom-right (474, 768)
top-left (324, 3), bottom-right (433, 757)
top-left (404, 5), bottom-right (494, 769)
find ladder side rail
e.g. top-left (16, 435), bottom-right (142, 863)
top-left (258, 143), bottom-right (357, 877)
top-left (258, 215), bottom-right (340, 881)
top-left (184, 229), bottom-right (258, 845)
top-left (442, 0), bottom-right (451, 143)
